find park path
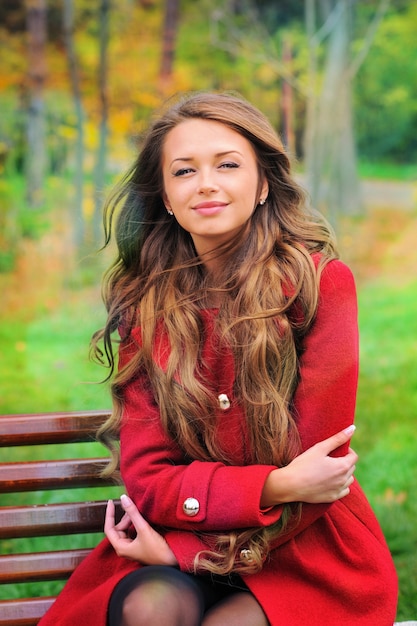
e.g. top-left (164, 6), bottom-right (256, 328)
top-left (361, 178), bottom-right (416, 211)
top-left (295, 174), bottom-right (416, 212)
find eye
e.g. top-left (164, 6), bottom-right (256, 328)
top-left (173, 167), bottom-right (194, 177)
top-left (219, 162), bottom-right (239, 169)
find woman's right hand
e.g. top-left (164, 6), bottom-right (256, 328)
top-left (261, 426), bottom-right (358, 507)
top-left (104, 494), bottom-right (178, 566)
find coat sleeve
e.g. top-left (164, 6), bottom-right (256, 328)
top-left (268, 257), bottom-right (360, 549)
top-left (119, 360), bottom-right (282, 535)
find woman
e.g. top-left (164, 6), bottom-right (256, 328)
top-left (39, 92), bottom-right (397, 626)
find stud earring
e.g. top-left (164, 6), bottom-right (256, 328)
top-left (259, 198), bottom-right (266, 206)
top-left (167, 210), bottom-right (173, 216)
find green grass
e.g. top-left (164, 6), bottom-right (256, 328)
top-left (0, 293), bottom-right (123, 601)
top-left (355, 279), bottom-right (417, 620)
top-left (1, 277), bottom-right (416, 618)
top-left (357, 160), bottom-right (417, 181)
top-left (293, 159), bottom-right (417, 182)
top-left (0, 296), bottom-right (109, 414)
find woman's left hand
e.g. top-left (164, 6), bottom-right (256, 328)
top-left (104, 494), bottom-right (178, 566)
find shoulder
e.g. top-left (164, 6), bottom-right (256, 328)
top-left (312, 253), bottom-right (356, 296)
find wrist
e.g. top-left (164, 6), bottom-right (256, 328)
top-left (260, 466), bottom-right (294, 508)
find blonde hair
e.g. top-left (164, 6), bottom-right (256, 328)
top-left (92, 92), bottom-right (338, 575)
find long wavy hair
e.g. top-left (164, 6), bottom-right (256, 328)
top-left (92, 92), bottom-right (338, 575)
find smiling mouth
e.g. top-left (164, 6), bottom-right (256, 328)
top-left (193, 202), bottom-right (228, 215)
top-left (194, 201), bottom-right (228, 209)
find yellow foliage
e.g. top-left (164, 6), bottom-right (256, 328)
top-left (60, 126), bottom-right (78, 140)
top-left (256, 63), bottom-right (278, 84)
top-left (85, 123), bottom-right (98, 151)
top-left (83, 196), bottom-right (95, 220)
top-left (110, 109), bottom-right (133, 136)
top-left (134, 91), bottom-right (161, 110)
top-left (380, 488), bottom-right (407, 505)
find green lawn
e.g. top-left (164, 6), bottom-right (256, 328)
top-left (0, 277), bottom-right (416, 619)
top-left (355, 279), bottom-right (417, 620)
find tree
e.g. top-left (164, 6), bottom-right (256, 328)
top-left (304, 0), bottom-right (361, 220)
top-left (159, 0), bottom-right (180, 92)
top-left (304, 0), bottom-right (391, 219)
top-left (93, 0), bottom-right (111, 246)
top-left (25, 0), bottom-right (47, 207)
top-left (63, 0), bottom-right (86, 247)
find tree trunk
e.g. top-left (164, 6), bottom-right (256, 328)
top-left (304, 0), bottom-right (362, 222)
top-left (281, 37), bottom-right (295, 156)
top-left (159, 0), bottom-right (180, 92)
top-left (93, 0), bottom-right (110, 247)
top-left (63, 0), bottom-right (85, 248)
top-left (304, 0), bottom-right (318, 192)
top-left (25, 0), bottom-right (47, 208)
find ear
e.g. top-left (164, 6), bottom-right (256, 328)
top-left (260, 177), bottom-right (269, 203)
top-left (162, 191), bottom-right (172, 213)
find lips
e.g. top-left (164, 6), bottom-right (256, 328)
top-left (193, 201), bottom-right (228, 215)
top-left (193, 201), bottom-right (227, 209)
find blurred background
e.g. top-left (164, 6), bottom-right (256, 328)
top-left (0, 0), bottom-right (416, 619)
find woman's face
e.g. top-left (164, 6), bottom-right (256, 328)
top-left (161, 118), bottom-right (268, 258)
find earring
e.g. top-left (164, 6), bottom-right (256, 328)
top-left (167, 210), bottom-right (173, 216)
top-left (259, 198), bottom-right (266, 206)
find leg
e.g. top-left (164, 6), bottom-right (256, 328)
top-left (107, 566), bottom-right (204, 626)
top-left (202, 591), bottom-right (270, 626)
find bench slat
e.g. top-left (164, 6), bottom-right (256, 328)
top-left (0, 412), bottom-right (118, 625)
top-left (0, 597), bottom-right (55, 626)
top-left (0, 410), bottom-right (111, 447)
top-left (0, 500), bottom-right (118, 539)
top-left (0, 548), bottom-right (92, 583)
top-left (0, 458), bottom-right (111, 493)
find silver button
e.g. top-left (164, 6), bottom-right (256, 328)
top-left (183, 497), bottom-right (200, 516)
top-left (218, 393), bottom-right (230, 411)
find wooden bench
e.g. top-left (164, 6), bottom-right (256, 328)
top-left (0, 410), bottom-right (122, 626)
top-left (1, 411), bottom-right (414, 626)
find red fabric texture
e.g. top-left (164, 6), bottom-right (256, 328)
top-left (38, 259), bottom-right (398, 625)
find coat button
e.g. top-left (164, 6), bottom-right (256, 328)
top-left (218, 393), bottom-right (230, 410)
top-left (183, 497), bottom-right (200, 516)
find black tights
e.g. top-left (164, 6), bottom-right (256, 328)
top-left (107, 565), bottom-right (269, 626)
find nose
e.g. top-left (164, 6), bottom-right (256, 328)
top-left (197, 169), bottom-right (219, 194)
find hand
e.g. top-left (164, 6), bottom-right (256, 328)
top-left (262, 426), bottom-right (358, 506)
top-left (104, 494), bottom-right (178, 566)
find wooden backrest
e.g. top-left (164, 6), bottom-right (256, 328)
top-left (0, 410), bottom-right (122, 626)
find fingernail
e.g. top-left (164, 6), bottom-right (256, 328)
top-left (120, 493), bottom-right (133, 506)
top-left (343, 425), bottom-right (356, 436)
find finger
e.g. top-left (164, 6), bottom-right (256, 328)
top-left (104, 500), bottom-right (125, 545)
top-left (104, 499), bottom-right (115, 536)
top-left (340, 478), bottom-right (354, 498)
top-left (120, 494), bottom-right (150, 532)
top-left (319, 425), bottom-right (356, 455)
top-left (114, 512), bottom-right (132, 532)
top-left (347, 447), bottom-right (359, 463)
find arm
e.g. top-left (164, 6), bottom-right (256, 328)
top-left (265, 257), bottom-right (360, 548)
top-left (294, 258), bottom-right (359, 452)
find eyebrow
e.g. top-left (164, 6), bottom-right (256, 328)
top-left (169, 150), bottom-right (243, 167)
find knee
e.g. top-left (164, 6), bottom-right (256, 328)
top-left (120, 582), bottom-right (190, 626)
top-left (121, 584), bottom-right (165, 625)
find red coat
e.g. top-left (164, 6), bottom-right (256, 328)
top-left (39, 259), bottom-right (398, 625)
